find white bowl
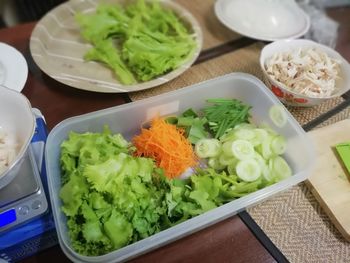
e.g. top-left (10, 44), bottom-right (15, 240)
top-left (260, 39), bottom-right (350, 107)
top-left (0, 85), bottom-right (35, 189)
top-left (214, 0), bottom-right (310, 41)
top-left (0, 42), bottom-right (28, 92)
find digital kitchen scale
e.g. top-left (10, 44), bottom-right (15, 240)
top-left (0, 110), bottom-right (57, 263)
top-left (0, 110), bottom-right (48, 233)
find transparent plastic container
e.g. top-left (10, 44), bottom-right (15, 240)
top-left (45, 73), bottom-right (315, 262)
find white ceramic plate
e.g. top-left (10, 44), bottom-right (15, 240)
top-left (214, 0), bottom-right (310, 42)
top-left (0, 43), bottom-right (28, 92)
top-left (29, 0), bottom-right (202, 93)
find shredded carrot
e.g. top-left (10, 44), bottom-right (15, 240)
top-left (132, 117), bottom-right (197, 179)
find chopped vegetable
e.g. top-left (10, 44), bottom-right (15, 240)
top-left (265, 47), bottom-right (341, 97)
top-left (195, 138), bottom-right (221, 158)
top-left (59, 128), bottom-right (170, 256)
top-left (236, 159), bottom-right (261, 182)
top-left (132, 118), bottom-right (197, 179)
top-left (269, 156), bottom-right (292, 179)
top-left (195, 122), bottom-right (292, 184)
top-left (166, 168), bottom-right (266, 222)
top-left (166, 108), bottom-right (209, 144)
top-left (75, 0), bottom-right (197, 84)
top-left (202, 98), bottom-right (251, 138)
top-left (230, 140), bottom-right (255, 160)
top-left (0, 127), bottom-right (18, 174)
top-left (269, 105), bottom-right (287, 128)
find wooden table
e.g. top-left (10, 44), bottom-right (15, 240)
top-left (1, 5), bottom-right (349, 263)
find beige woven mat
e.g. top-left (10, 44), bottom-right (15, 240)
top-left (314, 105), bottom-right (350, 129)
top-left (286, 97), bottom-right (345, 126)
top-left (130, 44), bottom-right (350, 262)
top-left (247, 183), bottom-right (350, 263)
top-left (175, 0), bottom-right (242, 50)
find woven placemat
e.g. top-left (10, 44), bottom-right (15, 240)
top-left (247, 183), bottom-right (350, 263)
top-left (175, 0), bottom-right (242, 50)
top-left (286, 97), bottom-right (345, 126)
top-left (314, 105), bottom-right (350, 129)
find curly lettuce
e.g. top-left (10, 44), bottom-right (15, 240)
top-left (75, 0), bottom-right (197, 85)
top-left (59, 128), bottom-right (169, 256)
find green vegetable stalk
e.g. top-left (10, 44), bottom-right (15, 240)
top-left (203, 98), bottom-right (252, 138)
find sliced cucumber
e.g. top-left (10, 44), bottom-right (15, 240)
top-left (234, 123), bottom-right (256, 130)
top-left (231, 140), bottom-right (255, 160)
top-left (219, 129), bottom-right (236, 143)
top-left (195, 138), bottom-right (221, 158)
top-left (208, 157), bottom-right (226, 170)
top-left (233, 128), bottom-right (256, 141)
top-left (261, 163), bottom-right (273, 182)
top-left (270, 156), bottom-right (292, 179)
top-left (222, 141), bottom-right (234, 156)
top-left (259, 123), bottom-right (278, 137)
top-left (254, 153), bottom-right (272, 181)
top-left (219, 154), bottom-right (238, 166)
top-left (250, 128), bottom-right (269, 147)
top-left (271, 135), bottom-right (287, 155)
top-left (269, 105), bottom-right (287, 128)
top-left (254, 152), bottom-right (266, 168)
top-left (258, 136), bottom-right (273, 160)
top-left (236, 159), bottom-right (261, 182)
top-left (227, 162), bottom-right (237, 175)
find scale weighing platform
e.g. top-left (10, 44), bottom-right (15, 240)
top-left (0, 109), bottom-right (57, 262)
top-left (0, 145), bottom-right (47, 232)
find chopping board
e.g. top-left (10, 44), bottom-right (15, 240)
top-left (306, 119), bottom-right (350, 241)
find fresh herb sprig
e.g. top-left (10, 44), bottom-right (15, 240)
top-left (203, 98), bottom-right (251, 138)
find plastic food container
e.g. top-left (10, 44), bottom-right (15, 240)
top-left (45, 73), bottom-right (315, 262)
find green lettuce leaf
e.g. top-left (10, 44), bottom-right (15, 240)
top-left (60, 173), bottom-right (89, 216)
top-left (84, 39), bottom-right (136, 85)
top-left (104, 209), bottom-right (133, 249)
top-left (60, 129), bottom-right (170, 256)
top-left (75, 0), bottom-right (197, 84)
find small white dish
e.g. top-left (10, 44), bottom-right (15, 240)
top-left (214, 0), bottom-right (310, 42)
top-left (0, 42), bottom-right (28, 92)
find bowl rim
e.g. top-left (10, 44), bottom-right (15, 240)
top-left (0, 85), bottom-right (36, 188)
top-left (259, 39), bottom-right (350, 100)
top-left (214, 0), bottom-right (310, 42)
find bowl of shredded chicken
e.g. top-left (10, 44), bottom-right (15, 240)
top-left (0, 85), bottom-right (35, 189)
top-left (260, 39), bottom-right (350, 106)
top-left (0, 128), bottom-right (18, 174)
